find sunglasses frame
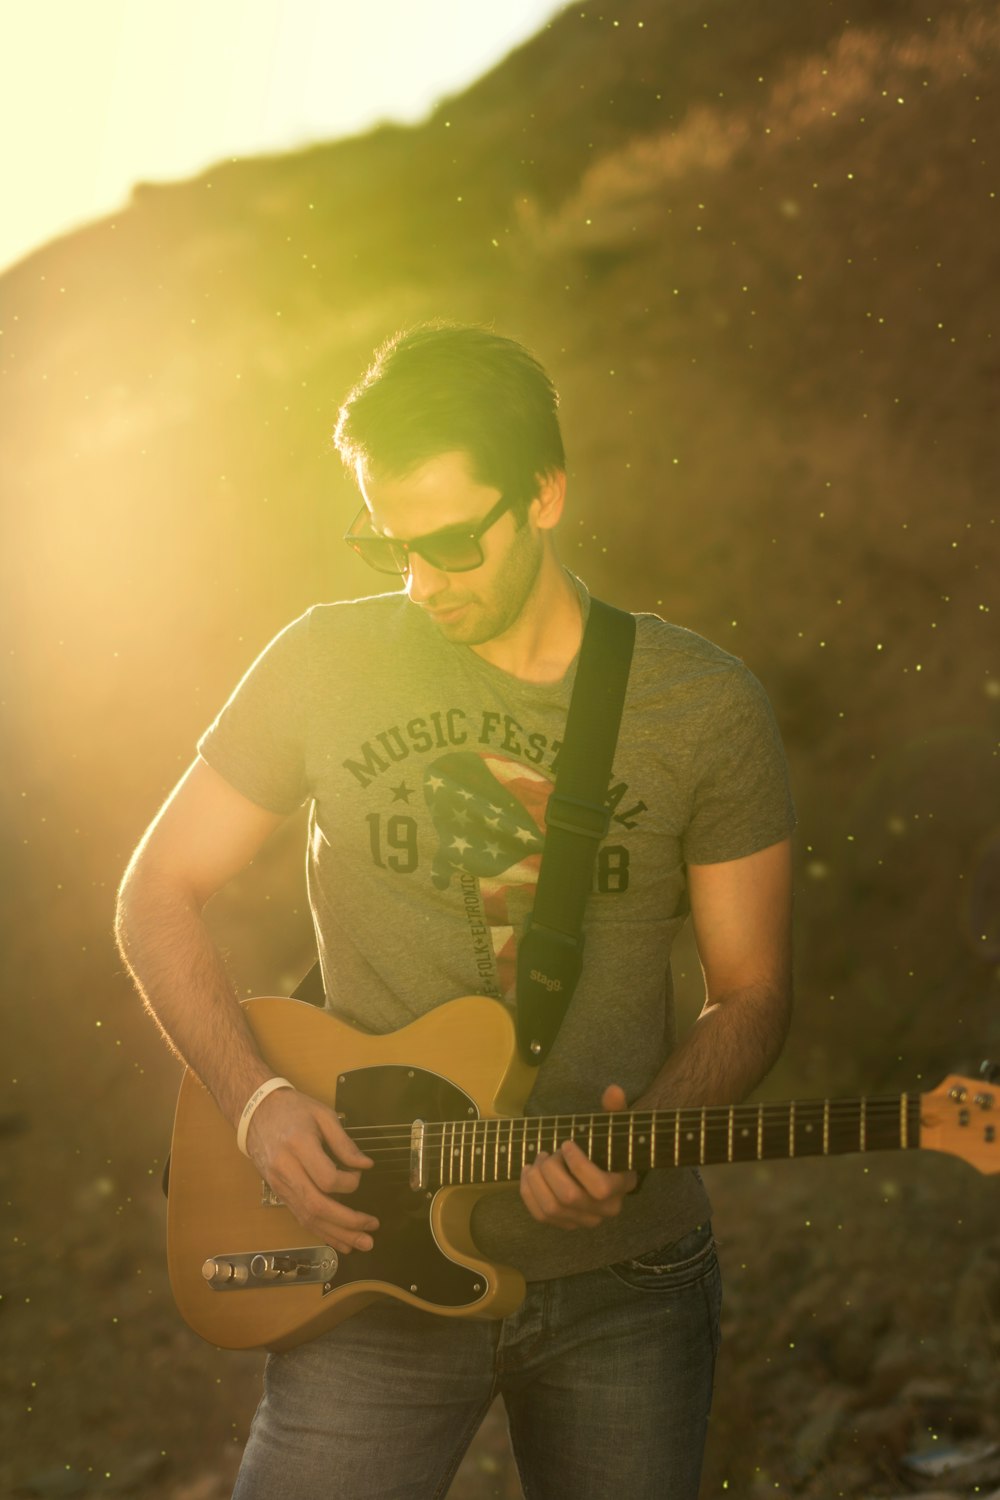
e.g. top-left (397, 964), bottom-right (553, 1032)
top-left (344, 491), bottom-right (516, 575)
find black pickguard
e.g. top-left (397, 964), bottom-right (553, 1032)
top-left (327, 1065), bottom-right (487, 1310)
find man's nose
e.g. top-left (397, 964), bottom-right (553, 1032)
top-left (405, 552), bottom-right (450, 602)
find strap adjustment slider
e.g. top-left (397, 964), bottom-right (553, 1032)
top-left (545, 794), bottom-right (611, 841)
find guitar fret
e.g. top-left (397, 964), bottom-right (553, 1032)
top-left (417, 1090), bottom-right (934, 1195)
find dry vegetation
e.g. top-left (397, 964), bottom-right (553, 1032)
top-left (2, 0), bottom-right (999, 1495)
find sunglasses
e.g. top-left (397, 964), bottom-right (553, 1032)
top-left (344, 492), bottom-right (516, 575)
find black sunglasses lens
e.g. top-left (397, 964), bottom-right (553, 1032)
top-left (351, 538), bottom-right (408, 573)
top-left (418, 538), bottom-right (483, 572)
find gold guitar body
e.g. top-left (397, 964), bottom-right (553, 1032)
top-left (167, 995), bottom-right (536, 1352)
top-left (167, 993), bottom-right (999, 1353)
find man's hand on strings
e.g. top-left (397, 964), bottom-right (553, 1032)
top-left (245, 1088), bottom-right (379, 1255)
top-left (518, 1083), bottom-right (639, 1230)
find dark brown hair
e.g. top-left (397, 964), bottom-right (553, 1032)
top-left (334, 323), bottom-right (565, 505)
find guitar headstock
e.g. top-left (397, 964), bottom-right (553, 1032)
top-left (921, 1067), bottom-right (1000, 1174)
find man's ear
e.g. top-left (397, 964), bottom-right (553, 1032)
top-left (529, 470), bottom-right (566, 532)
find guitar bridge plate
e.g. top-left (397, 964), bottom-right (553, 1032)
top-left (202, 1245), bottom-right (339, 1291)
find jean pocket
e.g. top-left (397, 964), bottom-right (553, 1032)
top-left (606, 1220), bottom-right (718, 1293)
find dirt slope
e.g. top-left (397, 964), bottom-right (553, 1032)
top-left (2, 2), bottom-right (999, 1495)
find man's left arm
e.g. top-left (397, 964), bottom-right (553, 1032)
top-left (518, 836), bottom-right (793, 1228)
top-left (634, 835), bottom-right (793, 1110)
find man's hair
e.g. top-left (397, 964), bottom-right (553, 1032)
top-left (334, 324), bottom-right (565, 505)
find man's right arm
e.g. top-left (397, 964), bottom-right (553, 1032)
top-left (114, 758), bottom-right (378, 1255)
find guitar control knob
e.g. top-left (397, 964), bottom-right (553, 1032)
top-left (979, 1060), bottom-right (1000, 1084)
top-left (202, 1258), bottom-right (249, 1285)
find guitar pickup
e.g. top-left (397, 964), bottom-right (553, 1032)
top-left (201, 1245), bottom-right (339, 1290)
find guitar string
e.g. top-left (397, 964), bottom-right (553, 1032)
top-left (345, 1108), bottom-right (921, 1149)
top-left (341, 1097), bottom-right (921, 1132)
top-left (344, 1098), bottom-right (923, 1140)
top-left (340, 1097), bottom-right (923, 1149)
top-left (335, 1104), bottom-right (927, 1182)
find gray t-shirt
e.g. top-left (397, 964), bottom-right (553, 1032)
top-left (198, 578), bottom-right (795, 1280)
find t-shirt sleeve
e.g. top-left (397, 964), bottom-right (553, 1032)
top-left (682, 664), bottom-right (796, 865)
top-left (196, 611), bottom-right (312, 815)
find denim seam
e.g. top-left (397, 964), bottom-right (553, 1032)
top-left (700, 1264), bottom-right (723, 1407)
top-left (429, 1383), bottom-right (501, 1500)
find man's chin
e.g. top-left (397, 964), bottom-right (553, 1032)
top-left (426, 602), bottom-right (502, 647)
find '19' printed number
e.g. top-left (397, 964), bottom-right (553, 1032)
top-left (366, 813), bottom-right (419, 873)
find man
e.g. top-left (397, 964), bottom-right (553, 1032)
top-left (116, 325), bottom-right (794, 1499)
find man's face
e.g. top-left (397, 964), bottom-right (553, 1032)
top-left (359, 451), bottom-right (547, 647)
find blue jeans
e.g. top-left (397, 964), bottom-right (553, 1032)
top-left (232, 1221), bottom-right (722, 1500)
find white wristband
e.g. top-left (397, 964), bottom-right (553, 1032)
top-left (237, 1076), bottom-right (294, 1157)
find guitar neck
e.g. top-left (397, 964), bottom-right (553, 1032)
top-left (417, 1094), bottom-right (924, 1189)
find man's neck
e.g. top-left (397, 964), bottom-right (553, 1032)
top-left (470, 559), bottom-right (583, 684)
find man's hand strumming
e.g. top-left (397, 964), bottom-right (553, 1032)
top-left (245, 1089), bottom-right (379, 1255)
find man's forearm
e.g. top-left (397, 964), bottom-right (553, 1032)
top-left (115, 868), bottom-right (275, 1129)
top-left (634, 981), bottom-right (792, 1112)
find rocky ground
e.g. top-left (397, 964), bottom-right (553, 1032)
top-left (4, 1099), bottom-right (998, 1500)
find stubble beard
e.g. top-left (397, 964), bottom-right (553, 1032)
top-left (430, 524), bottom-right (545, 647)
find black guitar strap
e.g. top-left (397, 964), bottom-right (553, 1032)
top-left (289, 598), bottom-right (636, 1063)
top-left (515, 597), bottom-right (636, 1066)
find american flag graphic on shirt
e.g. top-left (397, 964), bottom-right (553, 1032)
top-left (424, 751), bottom-right (552, 999)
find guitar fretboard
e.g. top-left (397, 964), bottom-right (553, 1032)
top-left (416, 1095), bottom-right (923, 1189)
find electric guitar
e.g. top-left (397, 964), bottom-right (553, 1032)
top-left (166, 994), bottom-right (1000, 1352)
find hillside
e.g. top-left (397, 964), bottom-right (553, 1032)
top-left (2, 1), bottom-right (999, 1496)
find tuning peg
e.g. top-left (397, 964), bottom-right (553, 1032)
top-left (979, 1060), bottom-right (1000, 1084)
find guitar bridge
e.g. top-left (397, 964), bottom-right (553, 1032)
top-left (410, 1119), bottom-right (426, 1191)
